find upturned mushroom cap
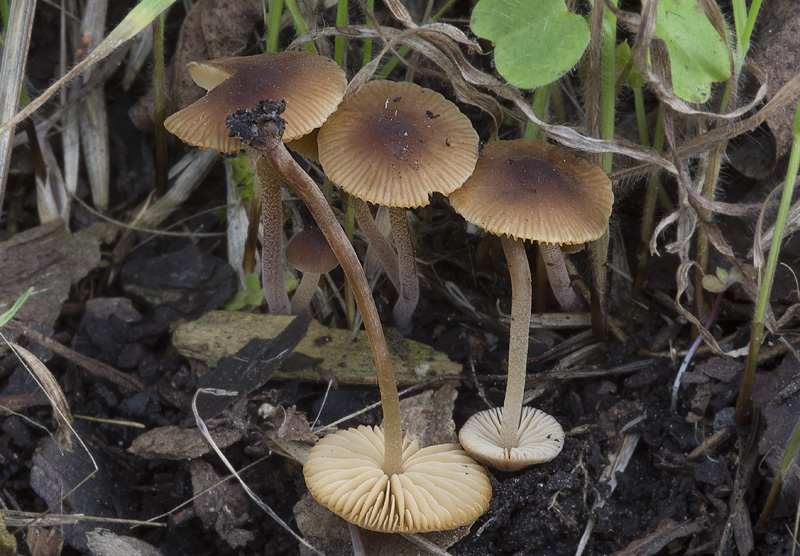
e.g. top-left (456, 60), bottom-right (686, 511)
top-left (303, 425), bottom-right (492, 533)
top-left (285, 228), bottom-right (339, 274)
top-left (448, 139), bottom-right (613, 245)
top-left (164, 52), bottom-right (347, 153)
top-left (317, 80), bottom-right (479, 208)
top-left (459, 407), bottom-right (564, 472)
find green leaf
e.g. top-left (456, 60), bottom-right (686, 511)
top-left (616, 41), bottom-right (647, 89)
top-left (701, 274), bottom-right (726, 293)
top-left (654, 0), bottom-right (731, 103)
top-left (471, 0), bottom-right (590, 89)
top-left (0, 287), bottom-right (33, 327)
top-left (244, 273), bottom-right (261, 293)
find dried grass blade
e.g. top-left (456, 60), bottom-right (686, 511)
top-left (0, 0), bottom-right (36, 215)
top-left (0, 0), bottom-right (176, 138)
top-left (5, 339), bottom-right (74, 451)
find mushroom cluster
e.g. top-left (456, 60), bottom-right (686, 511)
top-left (163, 50), bottom-right (491, 536)
top-left (163, 46), bottom-right (613, 539)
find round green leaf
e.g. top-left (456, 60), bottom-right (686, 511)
top-left (654, 0), bottom-right (731, 103)
top-left (471, 0), bottom-right (590, 89)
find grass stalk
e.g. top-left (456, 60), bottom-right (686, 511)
top-left (735, 98), bottom-right (800, 426)
top-left (755, 416), bottom-right (800, 535)
top-left (284, 0), bottom-right (318, 54)
top-left (152, 12), bottom-right (168, 199)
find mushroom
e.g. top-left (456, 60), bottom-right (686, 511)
top-left (225, 100), bottom-right (491, 532)
top-left (164, 52), bottom-right (347, 315)
top-left (303, 425), bottom-right (491, 533)
top-left (318, 80), bottom-right (479, 334)
top-left (449, 139), bottom-right (612, 471)
top-left (284, 228), bottom-right (339, 314)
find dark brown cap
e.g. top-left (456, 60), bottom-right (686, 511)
top-left (164, 52), bottom-right (347, 153)
top-left (284, 228), bottom-right (339, 274)
top-left (448, 140), bottom-right (613, 245)
top-left (317, 80), bottom-right (479, 208)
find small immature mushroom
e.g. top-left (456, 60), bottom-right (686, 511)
top-left (164, 52), bottom-right (346, 315)
top-left (226, 101), bottom-right (491, 531)
top-left (318, 80), bottom-right (479, 334)
top-left (449, 139), bottom-right (612, 471)
top-left (285, 228), bottom-right (339, 314)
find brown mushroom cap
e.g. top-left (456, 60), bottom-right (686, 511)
top-left (458, 407), bottom-right (565, 472)
top-left (448, 139), bottom-right (613, 245)
top-left (317, 80), bottom-right (479, 208)
top-left (164, 52), bottom-right (347, 153)
top-left (285, 228), bottom-right (339, 274)
top-left (303, 425), bottom-right (491, 533)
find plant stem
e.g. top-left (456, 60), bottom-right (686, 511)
top-left (589, 0), bottom-right (617, 340)
top-left (335, 0), bottom-right (348, 67)
top-left (361, 0), bottom-right (374, 67)
top-left (735, 98), bottom-right (800, 426)
top-left (266, 0), bottom-right (283, 53)
top-left (284, 0), bottom-right (318, 54)
top-left (755, 415), bottom-right (800, 535)
top-left (524, 85), bottom-right (549, 141)
top-left (152, 12), bottom-right (168, 199)
top-left (671, 288), bottom-right (725, 411)
top-left (633, 105), bottom-right (665, 293)
top-left (500, 236), bottom-right (531, 449)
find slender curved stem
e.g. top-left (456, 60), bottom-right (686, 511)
top-left (390, 207), bottom-right (418, 335)
top-left (353, 197), bottom-right (400, 292)
top-left (500, 236), bottom-right (531, 449)
top-left (539, 243), bottom-right (580, 311)
top-left (254, 154), bottom-right (291, 315)
top-left (258, 130), bottom-right (403, 474)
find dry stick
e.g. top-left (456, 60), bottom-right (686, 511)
top-left (390, 206), bottom-right (419, 335)
top-left (499, 236), bottom-right (531, 449)
top-left (6, 320), bottom-right (144, 392)
top-left (353, 197), bottom-right (401, 292)
top-left (231, 101), bottom-right (403, 474)
top-left (254, 155), bottom-right (291, 315)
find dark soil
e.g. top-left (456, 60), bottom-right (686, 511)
top-left (1, 1), bottom-right (799, 556)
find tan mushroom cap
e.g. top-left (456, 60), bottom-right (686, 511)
top-left (303, 425), bottom-right (491, 533)
top-left (458, 407), bottom-right (565, 472)
top-left (285, 228), bottom-right (339, 274)
top-left (448, 139), bottom-right (613, 245)
top-left (287, 128), bottom-right (319, 162)
top-left (164, 52), bottom-right (347, 153)
top-left (318, 80), bottom-right (479, 208)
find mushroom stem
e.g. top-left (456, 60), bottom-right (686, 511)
top-left (390, 207), bottom-right (419, 335)
top-left (539, 242), bottom-right (580, 311)
top-left (253, 154), bottom-right (291, 315)
top-left (500, 236), bottom-right (532, 449)
top-left (291, 272), bottom-right (321, 314)
top-left (235, 102), bottom-right (404, 474)
top-left (353, 198), bottom-right (401, 292)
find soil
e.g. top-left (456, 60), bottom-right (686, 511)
top-left (1, 1), bottom-right (800, 556)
